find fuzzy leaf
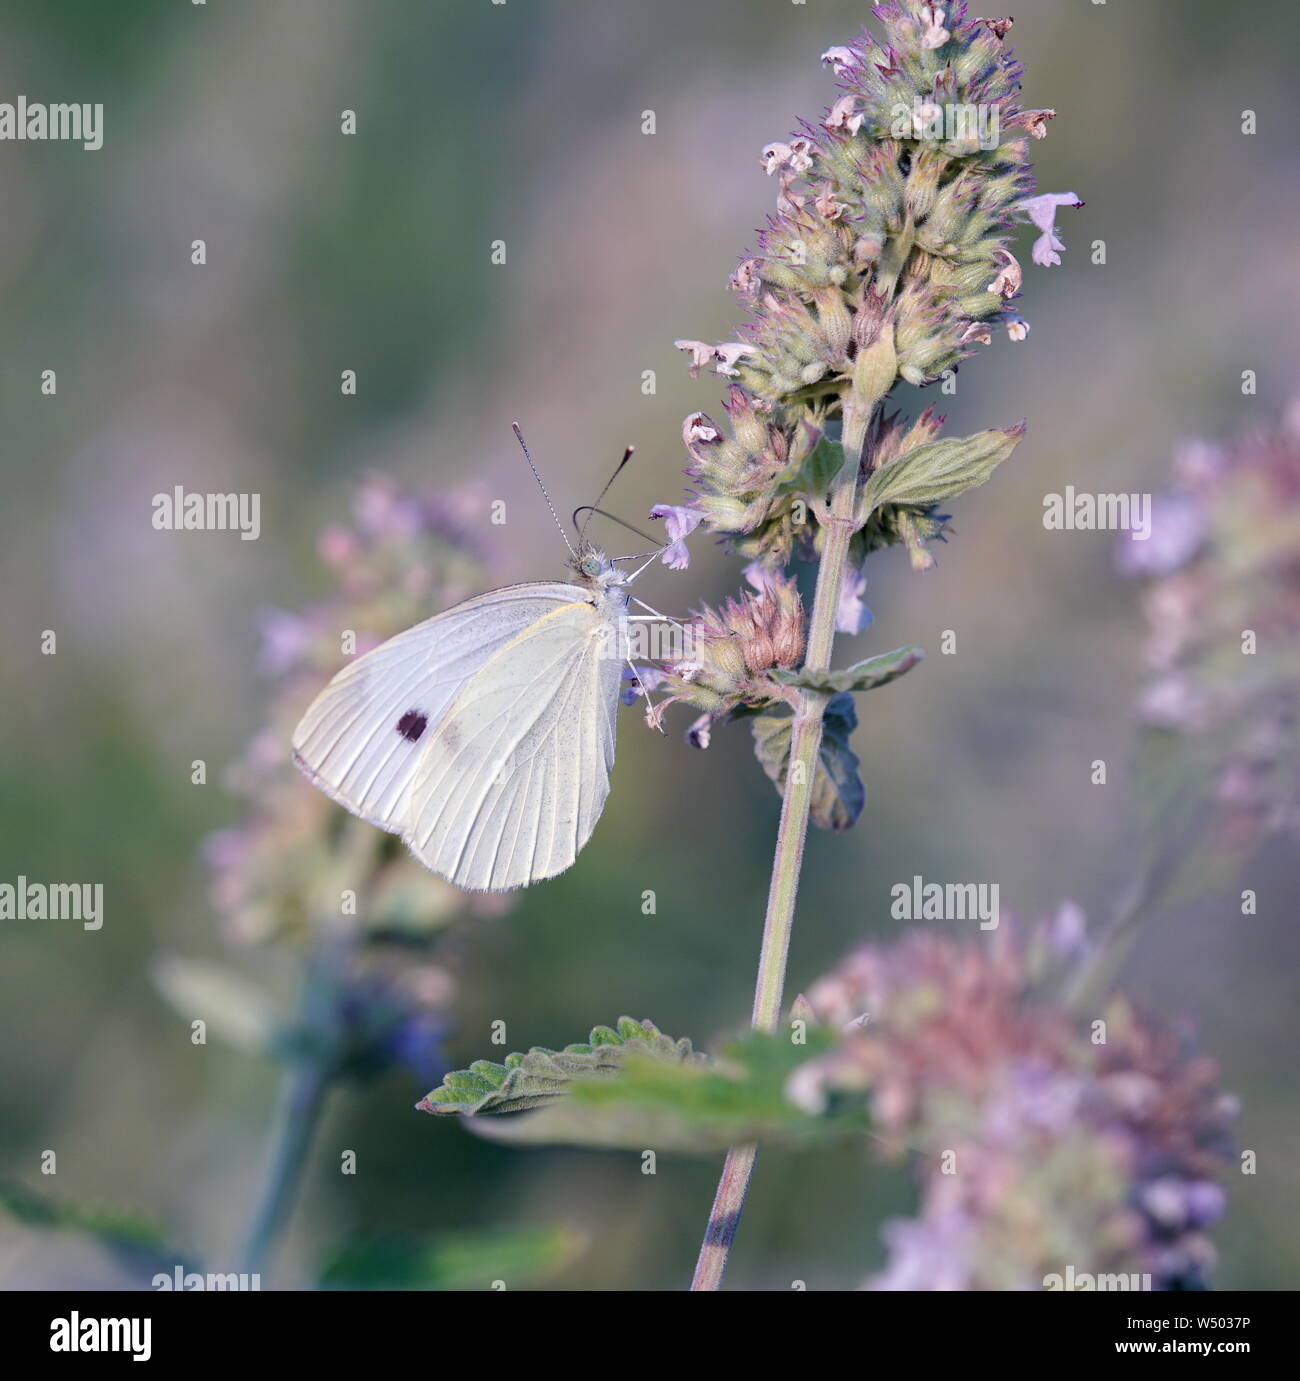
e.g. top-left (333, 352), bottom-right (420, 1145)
top-left (781, 435), bottom-right (846, 502)
top-left (469, 1027), bottom-right (864, 1153)
top-left (417, 1017), bottom-right (698, 1116)
top-left (320, 1225), bottom-right (584, 1290)
top-left (774, 644), bottom-right (924, 694)
top-left (859, 423), bottom-right (1025, 516)
top-left (752, 692), bottom-right (864, 831)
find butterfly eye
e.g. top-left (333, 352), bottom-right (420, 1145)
top-left (581, 555), bottom-right (602, 578)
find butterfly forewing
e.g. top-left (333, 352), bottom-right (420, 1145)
top-left (291, 582), bottom-right (591, 831)
top-left (401, 599), bottom-right (623, 891)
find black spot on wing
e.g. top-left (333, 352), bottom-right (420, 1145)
top-left (396, 709), bottom-right (428, 742)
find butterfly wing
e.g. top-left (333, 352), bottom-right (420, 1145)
top-left (401, 599), bottom-right (623, 891)
top-left (291, 582), bottom-right (589, 831)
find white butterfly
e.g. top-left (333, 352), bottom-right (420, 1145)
top-left (292, 431), bottom-right (666, 892)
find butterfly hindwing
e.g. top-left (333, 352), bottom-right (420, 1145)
top-left (401, 599), bottom-right (623, 891)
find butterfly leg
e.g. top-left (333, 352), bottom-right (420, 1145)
top-left (630, 597), bottom-right (687, 628)
top-left (623, 657), bottom-right (666, 734)
top-left (629, 601), bottom-right (698, 667)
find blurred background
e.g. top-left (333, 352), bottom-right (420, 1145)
top-left (0, 0), bottom-right (1296, 1290)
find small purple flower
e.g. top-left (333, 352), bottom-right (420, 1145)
top-left (1049, 900), bottom-right (1089, 960)
top-left (868, 1212), bottom-right (974, 1292)
top-left (686, 712), bottom-right (713, 749)
top-left (836, 568), bottom-right (874, 635)
top-left (820, 46), bottom-right (859, 76)
top-left (712, 342), bottom-right (757, 378)
top-left (620, 664), bottom-right (669, 705)
top-left (742, 560), bottom-right (778, 595)
top-left (256, 608), bottom-right (312, 677)
top-left (649, 503), bottom-right (704, 569)
top-left (1184, 1180), bottom-right (1228, 1230)
top-left (386, 1009), bottom-right (449, 1088)
top-left (1137, 675), bottom-right (1211, 732)
top-left (355, 473), bottom-right (427, 539)
top-left (918, 2), bottom-right (951, 50)
top-left (825, 94), bottom-right (864, 137)
top-left (760, 139), bottom-right (814, 177)
top-left (1020, 192), bottom-right (1084, 268)
top-left (1115, 492), bottom-right (1207, 576)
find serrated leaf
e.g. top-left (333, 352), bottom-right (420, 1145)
top-left (751, 692), bottom-right (864, 831)
top-left (469, 1027), bottom-right (866, 1154)
top-left (859, 423), bottom-right (1024, 516)
top-left (320, 1225), bottom-right (584, 1290)
top-left (417, 1017), bottom-right (699, 1116)
top-left (773, 644), bottom-right (923, 694)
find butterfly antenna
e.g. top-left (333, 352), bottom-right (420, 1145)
top-left (512, 423), bottom-right (575, 558)
top-left (573, 505), bottom-right (660, 548)
top-left (577, 445), bottom-right (636, 544)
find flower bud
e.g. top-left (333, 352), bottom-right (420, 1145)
top-left (851, 321), bottom-right (898, 404)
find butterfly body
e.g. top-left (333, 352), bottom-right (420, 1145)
top-left (292, 546), bottom-right (632, 892)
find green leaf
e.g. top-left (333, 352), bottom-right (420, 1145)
top-left (468, 1027), bottom-right (867, 1154)
top-left (859, 422), bottom-right (1025, 515)
top-left (751, 692), bottom-right (864, 831)
top-left (779, 435), bottom-right (845, 501)
top-left (0, 1179), bottom-right (193, 1272)
top-left (418, 1016), bottom-right (699, 1116)
top-left (774, 644), bottom-right (924, 695)
top-left (320, 1225), bottom-right (584, 1290)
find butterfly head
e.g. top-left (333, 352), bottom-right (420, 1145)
top-left (570, 545), bottom-right (629, 594)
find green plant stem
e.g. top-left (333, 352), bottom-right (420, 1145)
top-left (237, 837), bottom-right (374, 1280)
top-left (236, 1054), bottom-right (332, 1279)
top-left (690, 397), bottom-right (872, 1292)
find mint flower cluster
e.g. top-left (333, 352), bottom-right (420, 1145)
top-left (649, 3), bottom-right (1081, 779)
top-left (186, 476), bottom-right (509, 1087)
top-left (801, 916), bottom-right (1237, 1291)
top-left (1119, 407), bottom-right (1300, 855)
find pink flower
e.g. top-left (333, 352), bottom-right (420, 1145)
top-left (682, 411), bottom-right (720, 447)
top-left (918, 3), bottom-right (951, 50)
top-left (825, 94), bottom-right (864, 137)
top-left (713, 342), bottom-right (756, 377)
top-left (1020, 192), bottom-right (1084, 267)
top-left (673, 339), bottom-right (715, 377)
top-left (728, 259), bottom-right (762, 296)
top-left (760, 139), bottom-right (814, 177)
top-left (649, 503), bottom-right (704, 569)
top-left (820, 46), bottom-right (859, 76)
top-left (673, 339), bottom-right (754, 379)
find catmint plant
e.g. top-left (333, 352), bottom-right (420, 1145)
top-left (1068, 403), bottom-right (1300, 1006)
top-left (423, 2), bottom-right (1097, 1290)
top-left (802, 914), bottom-right (1237, 1290)
top-left (655, 1), bottom-right (1077, 1287)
